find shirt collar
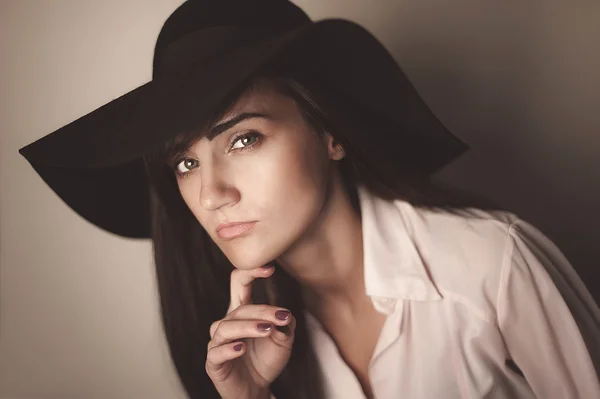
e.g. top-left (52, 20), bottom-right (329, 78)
top-left (357, 183), bottom-right (443, 312)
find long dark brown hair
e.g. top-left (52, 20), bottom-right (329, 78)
top-left (142, 67), bottom-right (500, 398)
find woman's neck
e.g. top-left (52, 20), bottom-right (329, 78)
top-left (276, 175), bottom-right (365, 313)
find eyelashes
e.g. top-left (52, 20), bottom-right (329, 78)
top-left (230, 131), bottom-right (262, 151)
top-left (172, 131), bottom-right (264, 178)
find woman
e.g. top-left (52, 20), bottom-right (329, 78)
top-left (18, 1), bottom-right (600, 398)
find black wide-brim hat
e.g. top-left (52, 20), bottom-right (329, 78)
top-left (18, 0), bottom-right (468, 239)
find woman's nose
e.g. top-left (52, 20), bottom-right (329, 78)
top-left (198, 166), bottom-right (240, 211)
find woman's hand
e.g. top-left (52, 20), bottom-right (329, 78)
top-left (206, 265), bottom-right (294, 399)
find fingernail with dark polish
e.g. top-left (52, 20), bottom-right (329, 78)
top-left (257, 323), bottom-right (272, 331)
top-left (233, 343), bottom-right (243, 351)
top-left (275, 310), bottom-right (290, 320)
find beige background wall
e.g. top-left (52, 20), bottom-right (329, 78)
top-left (1, 1), bottom-right (598, 398)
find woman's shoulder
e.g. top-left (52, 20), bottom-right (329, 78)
top-left (403, 199), bottom-right (521, 260)
top-left (360, 187), bottom-right (542, 322)
top-left (405, 203), bottom-right (525, 323)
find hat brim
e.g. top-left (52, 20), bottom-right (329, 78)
top-left (19, 19), bottom-right (468, 238)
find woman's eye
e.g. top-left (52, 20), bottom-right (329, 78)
top-left (176, 159), bottom-right (198, 174)
top-left (231, 132), bottom-right (260, 150)
top-left (173, 133), bottom-right (261, 177)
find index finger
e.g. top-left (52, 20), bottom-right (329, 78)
top-left (227, 264), bottom-right (275, 314)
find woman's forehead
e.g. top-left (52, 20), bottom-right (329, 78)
top-left (211, 83), bottom-right (296, 128)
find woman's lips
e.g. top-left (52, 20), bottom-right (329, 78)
top-left (216, 221), bottom-right (257, 239)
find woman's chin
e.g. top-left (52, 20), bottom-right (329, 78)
top-left (225, 251), bottom-right (277, 271)
top-left (218, 229), bottom-right (297, 270)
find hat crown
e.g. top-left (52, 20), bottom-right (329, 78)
top-left (152, 0), bottom-right (311, 76)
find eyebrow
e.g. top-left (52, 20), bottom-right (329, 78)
top-left (167, 112), bottom-right (271, 166)
top-left (206, 112), bottom-right (271, 141)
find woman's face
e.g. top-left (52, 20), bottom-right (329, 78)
top-left (174, 81), bottom-right (345, 270)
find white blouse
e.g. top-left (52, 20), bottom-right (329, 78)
top-left (304, 184), bottom-right (600, 399)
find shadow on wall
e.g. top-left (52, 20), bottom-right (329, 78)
top-left (378, 2), bottom-right (600, 301)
